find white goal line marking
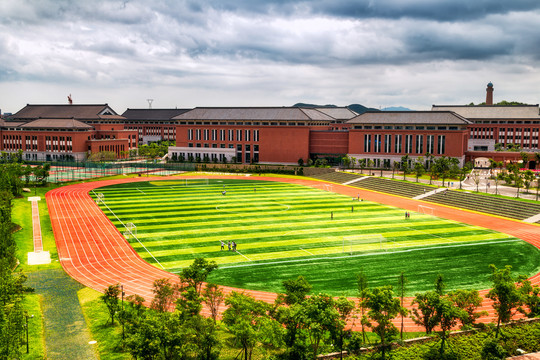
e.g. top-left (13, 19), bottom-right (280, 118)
top-left (216, 239), bottom-right (521, 270)
top-left (299, 247), bottom-right (314, 255)
top-left (137, 188), bottom-right (146, 195)
top-left (235, 250), bottom-right (251, 261)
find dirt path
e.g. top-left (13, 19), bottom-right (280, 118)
top-left (26, 269), bottom-right (98, 360)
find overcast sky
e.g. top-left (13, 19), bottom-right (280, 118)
top-left (1, 0), bottom-right (539, 113)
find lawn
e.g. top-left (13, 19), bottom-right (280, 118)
top-left (93, 178), bottom-right (540, 296)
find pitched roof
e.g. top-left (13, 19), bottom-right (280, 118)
top-left (172, 107), bottom-right (336, 121)
top-left (431, 105), bottom-right (540, 119)
top-left (313, 107), bottom-right (358, 120)
top-left (122, 108), bottom-right (191, 120)
top-left (19, 118), bottom-right (93, 130)
top-left (11, 104), bottom-right (119, 121)
top-left (347, 111), bottom-right (471, 125)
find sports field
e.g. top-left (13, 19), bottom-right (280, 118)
top-left (92, 178), bottom-right (540, 296)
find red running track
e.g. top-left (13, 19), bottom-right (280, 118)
top-left (46, 175), bottom-right (540, 331)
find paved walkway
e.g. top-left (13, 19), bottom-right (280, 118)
top-left (26, 269), bottom-right (98, 360)
top-left (27, 196), bottom-right (51, 265)
top-left (31, 198), bottom-right (43, 251)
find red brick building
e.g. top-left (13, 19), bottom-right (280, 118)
top-left (1, 104), bottom-right (137, 161)
top-left (169, 107), bottom-right (357, 164)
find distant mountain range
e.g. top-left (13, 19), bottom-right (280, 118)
top-left (293, 103), bottom-right (412, 114)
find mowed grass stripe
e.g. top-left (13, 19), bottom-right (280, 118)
top-left (95, 179), bottom-right (538, 295)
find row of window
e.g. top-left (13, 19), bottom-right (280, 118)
top-left (363, 134), bottom-right (445, 155)
top-left (353, 125), bottom-right (459, 131)
top-left (188, 129), bottom-right (260, 142)
top-left (180, 121), bottom-right (309, 126)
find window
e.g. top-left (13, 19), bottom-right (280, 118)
top-left (245, 130), bottom-right (250, 142)
top-left (195, 129), bottom-right (201, 140)
top-left (228, 129), bottom-right (234, 141)
top-left (364, 134), bottom-right (371, 152)
top-left (203, 129), bottom-right (209, 141)
top-left (427, 135), bottom-right (434, 154)
top-left (384, 134), bottom-right (392, 153)
top-left (211, 129), bottom-right (217, 141)
top-left (416, 135), bottom-right (423, 153)
top-left (220, 129), bottom-right (225, 141)
top-left (405, 134), bottom-right (413, 153)
top-left (437, 135), bottom-right (446, 154)
top-left (394, 135), bottom-right (402, 153)
top-left (236, 129), bottom-right (242, 141)
top-left (254, 129), bottom-right (259, 142)
top-left (374, 134), bottom-right (381, 153)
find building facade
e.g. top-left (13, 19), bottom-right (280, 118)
top-left (122, 108), bottom-right (190, 145)
top-left (1, 104), bottom-right (137, 161)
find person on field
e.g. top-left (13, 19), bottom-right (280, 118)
top-left (232, 241), bottom-right (237, 251)
top-left (228, 241), bottom-right (231, 251)
top-left (220, 240), bottom-right (224, 251)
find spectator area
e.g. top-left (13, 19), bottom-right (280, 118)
top-left (309, 172), bottom-right (540, 223)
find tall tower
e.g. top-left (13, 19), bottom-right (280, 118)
top-left (486, 82), bottom-right (494, 105)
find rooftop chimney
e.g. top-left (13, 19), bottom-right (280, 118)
top-left (486, 82), bottom-right (494, 105)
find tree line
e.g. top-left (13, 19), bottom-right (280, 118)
top-left (0, 157), bottom-right (38, 358)
top-left (101, 259), bottom-right (540, 360)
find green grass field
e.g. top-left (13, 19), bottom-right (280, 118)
top-left (93, 178), bottom-right (540, 296)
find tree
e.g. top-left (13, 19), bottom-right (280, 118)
top-left (397, 272), bottom-right (408, 340)
top-left (180, 257), bottom-right (218, 294)
top-left (363, 286), bottom-right (405, 360)
top-left (519, 279), bottom-right (540, 318)
top-left (332, 296), bottom-right (355, 359)
top-left (471, 169), bottom-right (482, 192)
top-left (436, 297), bottom-right (466, 356)
top-left (203, 282), bottom-right (224, 323)
top-left (447, 289), bottom-right (487, 328)
top-left (300, 293), bottom-right (342, 359)
top-left (400, 155), bottom-right (410, 180)
top-left (413, 157), bottom-right (425, 182)
top-left (523, 170), bottom-right (535, 193)
top-left (273, 276), bottom-right (312, 359)
top-left (222, 291), bottom-right (276, 360)
top-left (150, 278), bottom-right (180, 313)
top-left (357, 270), bottom-right (369, 344)
top-left (433, 156), bottom-right (451, 186)
top-left (281, 275), bottom-right (312, 306)
top-left (411, 274), bottom-right (445, 335)
top-left (487, 265), bottom-right (525, 338)
top-left (101, 283), bottom-right (121, 325)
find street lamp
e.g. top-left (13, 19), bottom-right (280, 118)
top-left (25, 313), bottom-right (34, 353)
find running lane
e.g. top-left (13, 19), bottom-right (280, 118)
top-left (46, 176), bottom-right (540, 331)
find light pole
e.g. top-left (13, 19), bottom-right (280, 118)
top-left (25, 313), bottom-right (33, 353)
top-left (121, 285), bottom-right (125, 340)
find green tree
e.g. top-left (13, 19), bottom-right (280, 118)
top-left (300, 293), bottom-right (342, 359)
top-left (487, 265), bottom-right (525, 338)
top-left (523, 170), bottom-right (535, 193)
top-left (357, 270), bottom-right (369, 344)
top-left (413, 157), bottom-right (425, 182)
top-left (397, 271), bottom-right (408, 340)
top-left (101, 283), bottom-right (121, 325)
top-left (363, 286), bottom-right (405, 360)
top-left (448, 289), bottom-right (487, 328)
top-left (150, 278), bottom-right (180, 313)
top-left (222, 291), bottom-right (276, 360)
top-left (203, 282), bottom-right (224, 323)
top-left (400, 155), bottom-right (410, 180)
top-left (180, 257), bottom-right (218, 294)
